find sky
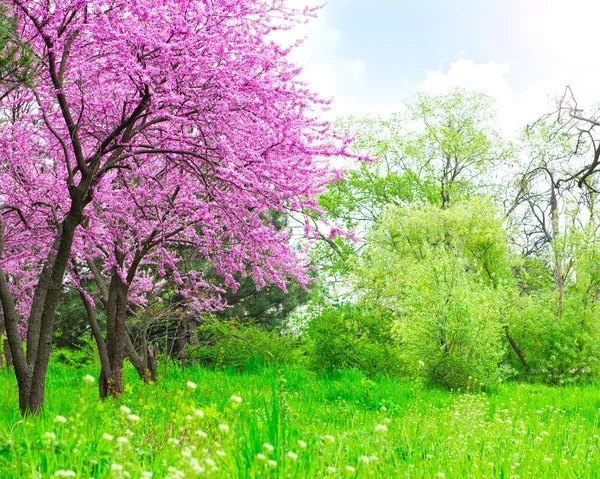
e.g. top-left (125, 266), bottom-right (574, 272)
top-left (286, 0), bottom-right (600, 137)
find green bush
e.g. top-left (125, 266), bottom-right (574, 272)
top-left (352, 200), bottom-right (514, 390)
top-left (505, 291), bottom-right (600, 384)
top-left (53, 337), bottom-right (98, 369)
top-left (186, 319), bottom-right (306, 371)
top-left (304, 304), bottom-right (405, 378)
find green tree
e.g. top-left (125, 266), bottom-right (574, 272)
top-left (313, 89), bottom-right (514, 280)
top-left (352, 198), bottom-right (515, 390)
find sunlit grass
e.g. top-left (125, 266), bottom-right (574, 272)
top-left (2, 361), bottom-right (600, 477)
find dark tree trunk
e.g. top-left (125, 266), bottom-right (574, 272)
top-left (0, 324), bottom-right (3, 368)
top-left (126, 335), bottom-right (158, 383)
top-left (505, 326), bottom-right (529, 373)
top-left (99, 364), bottom-right (123, 399)
top-left (96, 269), bottom-right (129, 399)
top-left (3, 338), bottom-right (12, 369)
top-left (83, 256), bottom-right (158, 398)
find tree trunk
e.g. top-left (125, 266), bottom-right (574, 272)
top-left (550, 183), bottom-right (564, 323)
top-left (0, 202), bottom-right (87, 414)
top-left (505, 326), bottom-right (529, 373)
top-left (3, 339), bottom-right (12, 369)
top-left (99, 365), bottom-right (124, 399)
top-left (0, 324), bottom-right (3, 368)
top-left (126, 335), bottom-right (158, 383)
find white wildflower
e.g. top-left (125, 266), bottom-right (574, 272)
top-left (181, 447), bottom-right (192, 458)
top-left (218, 424), bottom-right (229, 433)
top-left (263, 443), bottom-right (274, 453)
top-left (374, 424), bottom-right (388, 433)
top-left (53, 471), bottom-right (76, 478)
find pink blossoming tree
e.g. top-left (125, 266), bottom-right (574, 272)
top-left (0, 0), bottom-right (353, 414)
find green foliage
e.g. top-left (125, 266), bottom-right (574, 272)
top-left (0, 5), bottom-right (36, 88)
top-left (54, 289), bottom-right (95, 349)
top-left (506, 293), bottom-right (600, 384)
top-left (52, 337), bottom-right (98, 369)
top-left (354, 199), bottom-right (514, 390)
top-left (304, 304), bottom-right (405, 378)
top-left (216, 280), bottom-right (310, 331)
top-left (315, 89), bottom-right (513, 281)
top-left (505, 220), bottom-right (600, 383)
top-left (187, 320), bottom-right (305, 371)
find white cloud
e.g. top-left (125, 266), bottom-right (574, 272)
top-left (416, 58), bottom-right (599, 139)
top-left (275, 1), bottom-right (600, 127)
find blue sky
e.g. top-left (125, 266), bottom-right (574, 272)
top-left (288, 0), bottom-right (600, 134)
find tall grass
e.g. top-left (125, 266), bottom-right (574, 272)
top-left (1, 361), bottom-right (600, 477)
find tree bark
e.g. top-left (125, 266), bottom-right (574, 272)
top-left (505, 326), bottom-right (529, 373)
top-left (125, 335), bottom-right (158, 383)
top-left (4, 339), bottom-right (12, 369)
top-left (550, 183), bottom-right (564, 323)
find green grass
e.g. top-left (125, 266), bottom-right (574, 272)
top-left (2, 361), bottom-right (600, 478)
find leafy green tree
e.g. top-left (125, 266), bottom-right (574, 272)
top-left (352, 198), bottom-right (515, 390)
top-left (313, 89), bottom-right (514, 281)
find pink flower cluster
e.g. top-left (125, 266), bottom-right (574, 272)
top-left (0, 0), bottom-right (355, 326)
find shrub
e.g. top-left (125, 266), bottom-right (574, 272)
top-left (304, 304), bottom-right (405, 378)
top-left (505, 291), bottom-right (600, 384)
top-left (186, 319), bottom-right (305, 371)
top-left (352, 200), bottom-right (514, 390)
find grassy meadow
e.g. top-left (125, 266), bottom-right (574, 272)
top-left (1, 361), bottom-right (600, 478)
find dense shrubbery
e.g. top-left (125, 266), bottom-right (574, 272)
top-left (187, 320), bottom-right (306, 371)
top-left (506, 291), bottom-right (600, 384)
top-left (349, 200), bottom-right (514, 390)
top-left (304, 305), bottom-right (405, 378)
